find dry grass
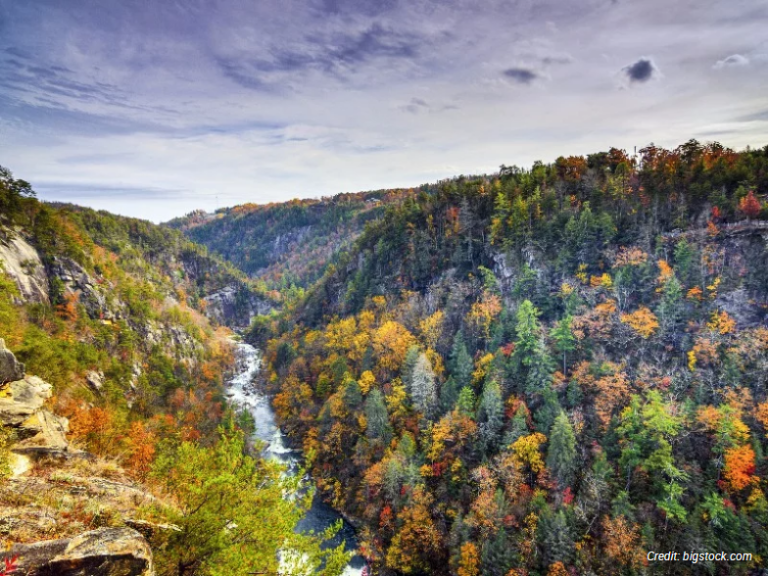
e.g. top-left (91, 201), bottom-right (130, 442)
top-left (0, 451), bottom-right (172, 547)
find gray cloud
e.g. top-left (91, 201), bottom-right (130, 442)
top-left (735, 109), bottom-right (768, 122)
top-left (402, 97), bottom-right (429, 114)
top-left (212, 23), bottom-right (424, 91)
top-left (622, 58), bottom-right (659, 83)
top-left (400, 97), bottom-right (459, 114)
top-left (714, 54), bottom-right (749, 69)
top-left (502, 67), bottom-right (540, 84)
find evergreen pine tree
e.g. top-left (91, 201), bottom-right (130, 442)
top-left (365, 389), bottom-right (392, 443)
top-left (547, 412), bottom-right (578, 488)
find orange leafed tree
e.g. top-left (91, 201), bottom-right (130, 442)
top-left (620, 307), bottom-right (659, 339)
top-left (592, 367), bottom-right (631, 429)
top-left (723, 445), bottom-right (758, 492)
top-left (457, 542), bottom-right (480, 576)
top-left (56, 292), bottom-right (79, 323)
top-left (602, 515), bottom-right (646, 572)
top-left (707, 310), bottom-right (736, 335)
top-left (385, 487), bottom-right (442, 574)
top-left (125, 420), bottom-right (156, 480)
top-left (546, 562), bottom-right (569, 576)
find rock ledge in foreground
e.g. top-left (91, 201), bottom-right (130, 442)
top-left (8, 527), bottom-right (154, 576)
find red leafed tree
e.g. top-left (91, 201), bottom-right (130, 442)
top-left (739, 191), bottom-right (761, 220)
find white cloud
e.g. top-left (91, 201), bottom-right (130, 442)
top-left (714, 54), bottom-right (750, 68)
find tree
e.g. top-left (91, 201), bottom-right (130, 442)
top-left (539, 509), bottom-right (574, 567)
top-left (450, 331), bottom-right (474, 390)
top-left (125, 420), bottom-right (156, 481)
top-left (657, 274), bottom-right (683, 335)
top-left (365, 389), bottom-right (392, 443)
top-left (617, 392), bottom-right (688, 521)
top-left (410, 352), bottom-right (438, 417)
top-left (151, 431), bottom-right (349, 576)
top-left (514, 300), bottom-right (541, 364)
top-left (526, 338), bottom-right (556, 395)
top-left (456, 386), bottom-right (477, 418)
top-left (440, 376), bottom-right (460, 414)
top-left (620, 307), bottom-right (659, 339)
top-left (385, 487), bottom-right (443, 574)
top-left (359, 370), bottom-right (376, 395)
top-left (550, 316), bottom-right (576, 374)
top-left (547, 412), bottom-right (577, 489)
top-left (401, 345), bottom-right (421, 388)
top-left (739, 190), bottom-right (761, 220)
top-left (511, 433), bottom-right (547, 484)
top-left (0, 165), bottom-right (36, 223)
top-left (723, 445), bottom-right (757, 492)
top-left (467, 293), bottom-right (502, 344)
top-left (478, 380), bottom-right (504, 454)
top-left (546, 562), bottom-right (569, 576)
top-left (344, 378), bottom-right (363, 408)
top-left (419, 310), bottom-right (445, 351)
top-left (601, 515), bottom-right (645, 574)
top-left (457, 542), bottom-right (480, 576)
top-left (374, 321), bottom-right (417, 373)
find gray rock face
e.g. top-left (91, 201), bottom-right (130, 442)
top-left (0, 233), bottom-right (49, 303)
top-left (50, 256), bottom-right (120, 321)
top-left (86, 370), bottom-right (105, 393)
top-left (9, 527), bottom-right (154, 576)
top-left (0, 337), bottom-right (25, 384)
top-left (203, 283), bottom-right (274, 328)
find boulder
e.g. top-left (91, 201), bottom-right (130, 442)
top-left (8, 527), bottom-right (154, 576)
top-left (86, 370), bottom-right (105, 393)
top-left (14, 409), bottom-right (69, 451)
top-left (0, 338), bottom-right (25, 384)
top-left (0, 375), bottom-right (52, 427)
top-left (0, 373), bottom-right (68, 452)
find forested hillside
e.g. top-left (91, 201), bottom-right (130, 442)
top-left (253, 141), bottom-right (768, 576)
top-left (0, 167), bottom-right (346, 576)
top-left (168, 189), bottom-right (407, 292)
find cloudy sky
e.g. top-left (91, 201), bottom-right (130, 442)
top-left (1, 0), bottom-right (766, 221)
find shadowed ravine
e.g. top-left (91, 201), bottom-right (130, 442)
top-left (226, 340), bottom-right (366, 575)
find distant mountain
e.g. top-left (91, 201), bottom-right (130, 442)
top-left (167, 189), bottom-right (411, 289)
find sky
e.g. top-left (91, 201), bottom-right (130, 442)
top-left (0, 0), bottom-right (766, 222)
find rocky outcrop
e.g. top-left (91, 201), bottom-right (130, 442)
top-left (0, 233), bottom-right (49, 303)
top-left (0, 338), bottom-right (25, 383)
top-left (86, 370), bottom-right (105, 393)
top-left (8, 527), bottom-right (154, 576)
top-left (13, 408), bottom-right (69, 452)
top-left (204, 284), bottom-right (274, 328)
top-left (50, 256), bottom-right (125, 322)
top-left (0, 345), bottom-right (69, 454)
top-left (0, 375), bottom-right (69, 453)
top-left (0, 375), bottom-right (52, 427)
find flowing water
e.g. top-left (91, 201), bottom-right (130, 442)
top-left (225, 340), bottom-right (366, 575)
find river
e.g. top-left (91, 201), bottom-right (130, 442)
top-left (225, 340), bottom-right (366, 576)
